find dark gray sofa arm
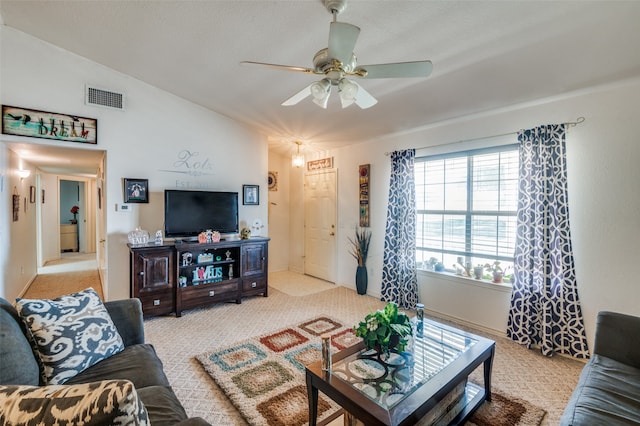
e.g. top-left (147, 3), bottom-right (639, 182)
top-left (175, 418), bottom-right (212, 426)
top-left (104, 298), bottom-right (145, 346)
top-left (593, 311), bottom-right (640, 369)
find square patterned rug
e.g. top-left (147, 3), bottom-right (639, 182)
top-left (196, 316), bottom-right (359, 426)
top-left (196, 316), bottom-right (546, 426)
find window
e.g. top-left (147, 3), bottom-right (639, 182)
top-left (415, 145), bottom-right (518, 279)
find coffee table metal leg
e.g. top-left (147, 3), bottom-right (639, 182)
top-left (483, 346), bottom-right (495, 402)
top-left (307, 373), bottom-right (318, 426)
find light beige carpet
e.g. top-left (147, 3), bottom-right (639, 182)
top-left (142, 279), bottom-right (585, 426)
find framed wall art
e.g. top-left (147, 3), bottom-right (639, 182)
top-left (123, 178), bottom-right (149, 203)
top-left (2, 105), bottom-right (97, 144)
top-left (268, 171), bottom-right (278, 191)
top-left (29, 185), bottom-right (36, 203)
top-left (359, 164), bottom-right (370, 227)
top-left (243, 184), bottom-right (259, 206)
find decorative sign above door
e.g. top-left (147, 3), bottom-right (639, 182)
top-left (307, 157), bottom-right (333, 171)
top-left (1, 105), bottom-right (97, 144)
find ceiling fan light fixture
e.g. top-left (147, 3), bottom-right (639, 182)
top-left (311, 79), bottom-right (331, 108)
top-left (338, 78), bottom-right (358, 108)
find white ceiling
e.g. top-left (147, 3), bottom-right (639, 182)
top-left (2, 0), bottom-right (640, 169)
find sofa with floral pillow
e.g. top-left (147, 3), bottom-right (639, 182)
top-left (0, 288), bottom-right (209, 425)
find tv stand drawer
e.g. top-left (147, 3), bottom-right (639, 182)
top-left (180, 281), bottom-right (240, 308)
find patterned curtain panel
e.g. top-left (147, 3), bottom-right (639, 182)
top-left (507, 124), bottom-right (590, 359)
top-left (381, 149), bottom-right (418, 309)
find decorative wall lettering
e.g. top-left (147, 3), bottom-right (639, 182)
top-left (159, 150), bottom-right (216, 178)
top-left (2, 105), bottom-right (97, 144)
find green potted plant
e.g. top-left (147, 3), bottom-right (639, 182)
top-left (349, 227), bottom-right (371, 295)
top-left (354, 302), bottom-right (412, 356)
top-left (485, 261), bottom-right (504, 283)
top-left (473, 264), bottom-right (484, 279)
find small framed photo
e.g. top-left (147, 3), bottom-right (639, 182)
top-left (124, 178), bottom-right (149, 203)
top-left (243, 184), bottom-right (259, 206)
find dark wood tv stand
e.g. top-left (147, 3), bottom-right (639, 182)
top-left (128, 237), bottom-right (269, 317)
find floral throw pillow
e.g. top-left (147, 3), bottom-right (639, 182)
top-left (0, 380), bottom-right (149, 425)
top-left (16, 288), bottom-right (125, 385)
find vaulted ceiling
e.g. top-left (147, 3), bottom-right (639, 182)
top-left (2, 0), bottom-right (640, 160)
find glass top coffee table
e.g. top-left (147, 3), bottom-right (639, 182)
top-left (306, 318), bottom-right (495, 426)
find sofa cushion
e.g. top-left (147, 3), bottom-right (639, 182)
top-left (0, 379), bottom-right (149, 425)
top-left (0, 298), bottom-right (40, 385)
top-left (65, 343), bottom-right (171, 390)
top-left (16, 288), bottom-right (125, 385)
top-left (136, 385), bottom-right (190, 426)
top-left (561, 354), bottom-right (640, 425)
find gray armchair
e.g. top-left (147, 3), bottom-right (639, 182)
top-left (560, 311), bottom-right (640, 425)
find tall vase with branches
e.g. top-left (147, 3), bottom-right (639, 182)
top-left (349, 227), bottom-right (371, 295)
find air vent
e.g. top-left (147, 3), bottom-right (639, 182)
top-left (85, 86), bottom-right (125, 110)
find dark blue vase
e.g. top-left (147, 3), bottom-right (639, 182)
top-left (356, 265), bottom-right (368, 295)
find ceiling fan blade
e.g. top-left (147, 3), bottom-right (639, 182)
top-left (328, 22), bottom-right (360, 65)
top-left (281, 83), bottom-right (314, 106)
top-left (352, 81), bottom-right (378, 109)
top-left (240, 61), bottom-right (315, 74)
top-left (356, 60), bottom-right (433, 79)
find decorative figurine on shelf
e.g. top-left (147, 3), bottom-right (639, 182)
top-left (240, 227), bottom-right (251, 240)
top-left (228, 264), bottom-right (234, 279)
top-left (182, 252), bottom-right (193, 266)
top-left (155, 230), bottom-right (163, 245)
top-left (225, 250), bottom-right (232, 261)
top-left (178, 276), bottom-right (187, 287)
top-left (198, 231), bottom-right (208, 244)
top-left (211, 230), bottom-right (221, 242)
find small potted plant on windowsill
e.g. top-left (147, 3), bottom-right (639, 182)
top-left (473, 264), bottom-right (484, 279)
top-left (485, 261), bottom-right (504, 283)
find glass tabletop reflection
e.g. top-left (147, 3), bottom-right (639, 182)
top-left (330, 319), bottom-right (477, 409)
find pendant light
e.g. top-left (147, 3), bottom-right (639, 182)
top-left (292, 141), bottom-right (304, 168)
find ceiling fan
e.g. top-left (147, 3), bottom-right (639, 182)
top-left (241, 0), bottom-right (433, 109)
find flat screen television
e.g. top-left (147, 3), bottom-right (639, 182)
top-left (164, 190), bottom-right (239, 239)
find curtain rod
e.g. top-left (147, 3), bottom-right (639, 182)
top-left (384, 117), bottom-right (586, 155)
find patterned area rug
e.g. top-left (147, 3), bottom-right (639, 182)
top-left (467, 391), bottom-right (546, 426)
top-left (196, 316), bottom-right (359, 426)
top-left (196, 316), bottom-right (547, 426)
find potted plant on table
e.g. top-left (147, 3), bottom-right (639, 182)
top-left (349, 227), bottom-right (371, 295)
top-left (354, 302), bottom-right (412, 356)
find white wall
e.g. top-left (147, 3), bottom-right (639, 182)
top-left (0, 26), bottom-right (268, 301)
top-left (0, 149), bottom-right (38, 298)
top-left (333, 77), bottom-right (640, 351)
top-left (267, 151), bottom-right (290, 272)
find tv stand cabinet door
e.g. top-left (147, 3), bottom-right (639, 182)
top-left (130, 246), bottom-right (176, 317)
top-left (241, 241), bottom-right (268, 297)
